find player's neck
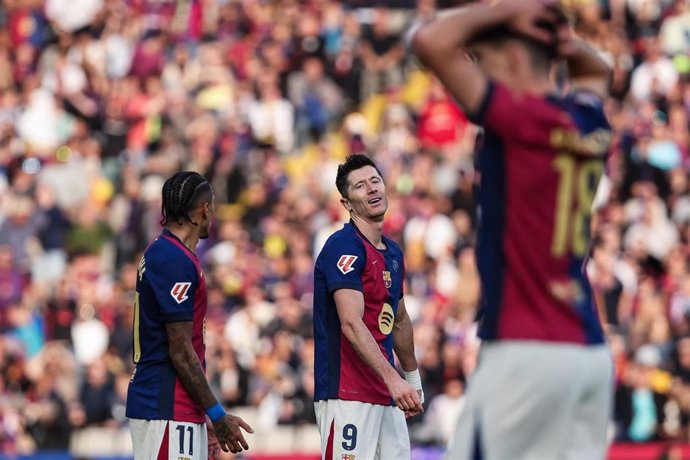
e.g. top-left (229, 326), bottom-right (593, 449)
top-left (507, 72), bottom-right (556, 96)
top-left (165, 225), bottom-right (200, 253)
top-left (351, 215), bottom-right (385, 250)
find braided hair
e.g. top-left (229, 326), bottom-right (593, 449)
top-left (160, 171), bottom-right (213, 226)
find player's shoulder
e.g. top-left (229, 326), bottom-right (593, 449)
top-left (316, 223), bottom-right (367, 270)
top-left (320, 223), bottom-right (366, 254)
top-left (144, 233), bottom-right (196, 269)
top-left (565, 89), bottom-right (605, 109)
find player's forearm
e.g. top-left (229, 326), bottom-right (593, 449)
top-left (564, 38), bottom-right (611, 80)
top-left (341, 319), bottom-right (401, 383)
top-left (413, 3), bottom-right (513, 62)
top-left (393, 309), bottom-right (418, 372)
top-left (167, 324), bottom-right (218, 411)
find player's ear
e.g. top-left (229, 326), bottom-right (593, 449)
top-left (340, 197), bottom-right (352, 213)
top-left (202, 200), bottom-right (212, 218)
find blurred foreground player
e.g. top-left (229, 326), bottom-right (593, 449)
top-left (313, 154), bottom-right (424, 460)
top-left (126, 171), bottom-right (253, 459)
top-left (413, 0), bottom-right (614, 458)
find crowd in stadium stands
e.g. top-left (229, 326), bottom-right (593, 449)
top-left (1, 0), bottom-right (690, 455)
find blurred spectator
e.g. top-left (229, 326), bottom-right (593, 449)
top-left (631, 36), bottom-right (678, 102)
top-left (78, 359), bottom-right (116, 426)
top-left (359, 7), bottom-right (404, 99)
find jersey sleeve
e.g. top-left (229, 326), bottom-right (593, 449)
top-left (321, 238), bottom-right (367, 293)
top-left (146, 254), bottom-right (198, 322)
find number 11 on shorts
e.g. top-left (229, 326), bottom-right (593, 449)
top-left (168, 422), bottom-right (203, 460)
top-left (176, 425), bottom-right (194, 456)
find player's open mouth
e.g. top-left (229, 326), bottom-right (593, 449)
top-left (368, 197), bottom-right (382, 205)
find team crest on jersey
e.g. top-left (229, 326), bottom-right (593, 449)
top-left (170, 282), bottom-right (192, 303)
top-left (383, 270), bottom-right (392, 288)
top-left (337, 255), bottom-right (358, 274)
top-left (378, 303), bottom-right (394, 335)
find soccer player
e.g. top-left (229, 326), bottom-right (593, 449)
top-left (126, 171), bottom-right (253, 459)
top-left (313, 154), bottom-right (424, 460)
top-left (412, 1), bottom-right (614, 459)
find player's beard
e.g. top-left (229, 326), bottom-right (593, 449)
top-left (199, 223), bottom-right (211, 239)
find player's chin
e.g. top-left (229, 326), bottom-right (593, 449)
top-left (368, 207), bottom-right (387, 220)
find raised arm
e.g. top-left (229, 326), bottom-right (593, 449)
top-left (411, 0), bottom-right (557, 115)
top-left (558, 27), bottom-right (611, 99)
top-left (166, 322), bottom-right (253, 454)
top-left (334, 289), bottom-right (422, 414)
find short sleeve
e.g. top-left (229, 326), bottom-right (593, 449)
top-left (146, 255), bottom-right (198, 322)
top-left (321, 239), bottom-right (367, 294)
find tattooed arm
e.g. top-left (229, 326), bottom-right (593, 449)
top-left (166, 321), bottom-right (253, 454)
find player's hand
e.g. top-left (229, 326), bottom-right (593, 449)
top-left (404, 389), bottom-right (425, 419)
top-left (388, 377), bottom-right (424, 414)
top-left (212, 414), bottom-right (254, 454)
top-left (555, 22), bottom-right (578, 58)
top-left (500, 0), bottom-right (567, 44)
top-left (207, 426), bottom-right (221, 460)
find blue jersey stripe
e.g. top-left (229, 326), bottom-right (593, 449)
top-left (326, 297), bottom-right (342, 398)
top-left (157, 363), bottom-right (176, 419)
top-left (564, 94), bottom-right (608, 345)
top-left (476, 133), bottom-right (507, 340)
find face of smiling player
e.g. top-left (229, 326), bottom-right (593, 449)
top-left (342, 165), bottom-right (388, 222)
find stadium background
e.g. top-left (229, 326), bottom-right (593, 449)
top-left (0, 0), bottom-right (690, 459)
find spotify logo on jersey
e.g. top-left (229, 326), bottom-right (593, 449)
top-left (378, 303), bottom-right (394, 335)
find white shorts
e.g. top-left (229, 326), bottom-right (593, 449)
top-left (446, 341), bottom-right (613, 460)
top-left (129, 419), bottom-right (208, 460)
top-left (314, 399), bottom-right (409, 460)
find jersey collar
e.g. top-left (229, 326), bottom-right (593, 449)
top-left (161, 228), bottom-right (199, 261)
top-left (349, 219), bottom-right (388, 252)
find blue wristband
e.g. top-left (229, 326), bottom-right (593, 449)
top-left (206, 402), bottom-right (226, 423)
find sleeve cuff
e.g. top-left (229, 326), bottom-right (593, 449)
top-left (163, 312), bottom-right (194, 322)
top-left (329, 282), bottom-right (363, 294)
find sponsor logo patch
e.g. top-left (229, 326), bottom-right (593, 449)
top-left (337, 255), bottom-right (358, 275)
top-left (170, 282), bottom-right (192, 303)
top-left (378, 303), bottom-right (394, 335)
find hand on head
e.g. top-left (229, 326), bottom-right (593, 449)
top-left (498, 0), bottom-right (571, 50)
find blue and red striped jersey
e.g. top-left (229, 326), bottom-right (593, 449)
top-left (313, 222), bottom-right (405, 406)
top-left (471, 82), bottom-right (612, 345)
top-left (126, 229), bottom-right (207, 423)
